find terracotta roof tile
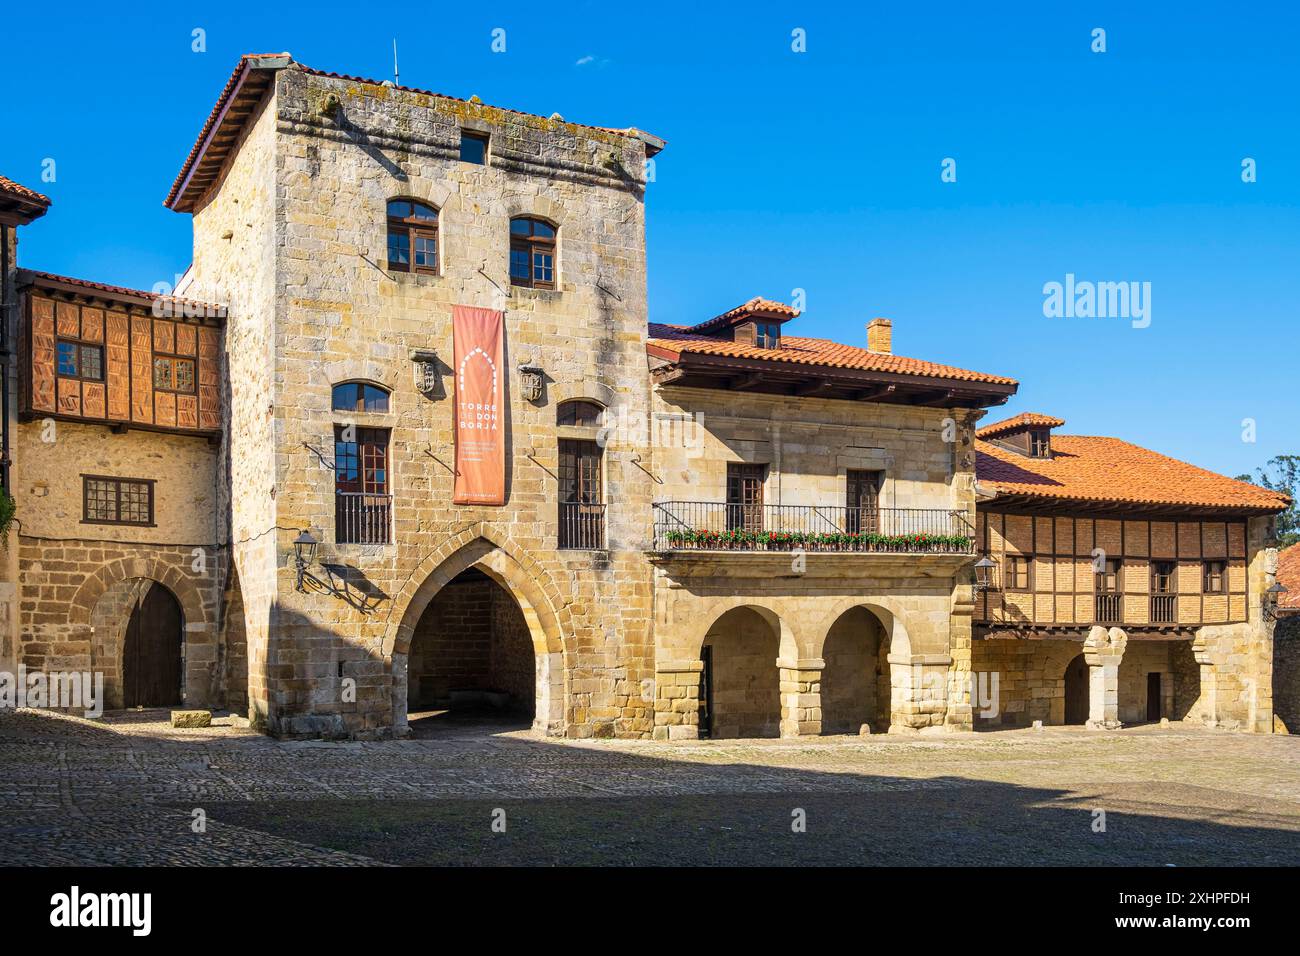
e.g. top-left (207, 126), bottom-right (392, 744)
top-left (976, 434), bottom-right (1290, 513)
top-left (647, 323), bottom-right (1018, 386)
top-left (21, 270), bottom-right (226, 317)
top-left (0, 174), bottom-right (51, 207)
top-left (1276, 543), bottom-right (1300, 610)
top-left (687, 297), bottom-right (800, 334)
top-left (976, 412), bottom-right (1066, 440)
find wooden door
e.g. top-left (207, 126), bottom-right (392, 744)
top-left (725, 463), bottom-right (765, 532)
top-left (1146, 673), bottom-right (1162, 721)
top-left (845, 469), bottom-right (881, 533)
top-left (1064, 654), bottom-right (1089, 725)
top-left (122, 584), bottom-right (183, 708)
top-left (558, 439), bottom-right (603, 548)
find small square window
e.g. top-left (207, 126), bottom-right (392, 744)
top-left (460, 132), bottom-right (489, 165)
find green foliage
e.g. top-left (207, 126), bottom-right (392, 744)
top-left (0, 487), bottom-right (14, 547)
top-left (1236, 454), bottom-right (1300, 546)
top-left (663, 527), bottom-right (972, 553)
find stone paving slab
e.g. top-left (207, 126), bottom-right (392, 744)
top-left (2, 709), bottom-right (1298, 865)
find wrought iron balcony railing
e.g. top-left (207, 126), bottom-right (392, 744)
top-left (559, 501), bottom-right (606, 550)
top-left (335, 492), bottom-right (392, 545)
top-left (651, 501), bottom-right (973, 553)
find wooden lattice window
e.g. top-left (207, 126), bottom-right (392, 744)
top-left (82, 475), bottom-right (154, 526)
top-left (153, 353), bottom-right (197, 393)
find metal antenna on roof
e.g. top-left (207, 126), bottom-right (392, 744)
top-left (393, 39), bottom-right (400, 86)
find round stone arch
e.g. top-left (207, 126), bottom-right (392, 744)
top-left (809, 598), bottom-right (916, 662)
top-left (68, 555), bottom-right (207, 632)
top-left (684, 599), bottom-right (802, 662)
top-left (322, 361), bottom-right (399, 395)
top-left (384, 531), bottom-right (568, 736)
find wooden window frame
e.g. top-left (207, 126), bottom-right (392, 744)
top-left (55, 337), bottom-right (105, 383)
top-left (509, 218), bottom-right (557, 290)
top-left (81, 475), bottom-right (155, 527)
top-left (755, 322), bottom-right (781, 349)
top-left (557, 400), bottom-right (603, 427)
top-left (334, 426), bottom-right (390, 495)
top-left (725, 462), bottom-right (767, 532)
top-left (152, 352), bottom-right (197, 394)
top-left (845, 469), bottom-right (882, 534)
top-left (387, 200), bottom-right (439, 275)
top-left (1202, 559), bottom-right (1227, 594)
top-left (332, 382), bottom-right (391, 414)
top-left (1004, 554), bottom-right (1033, 592)
top-left (1028, 429), bottom-right (1051, 458)
top-left (1151, 560), bottom-right (1177, 594)
top-left (1096, 557), bottom-right (1123, 593)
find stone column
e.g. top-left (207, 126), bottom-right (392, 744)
top-left (887, 652), bottom-right (951, 733)
top-left (1190, 633), bottom-right (1218, 728)
top-left (1083, 625), bottom-right (1127, 730)
top-left (777, 657), bottom-right (823, 737)
top-left (652, 659), bottom-right (702, 741)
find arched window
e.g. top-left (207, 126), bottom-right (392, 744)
top-left (387, 199), bottom-right (438, 274)
top-left (332, 381), bottom-right (390, 413)
top-left (509, 217), bottom-right (557, 290)
top-left (556, 400), bottom-right (603, 427)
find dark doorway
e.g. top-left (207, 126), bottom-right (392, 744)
top-left (122, 584), bottom-right (184, 708)
top-left (698, 645), bottom-right (713, 739)
top-left (725, 463), bottom-right (766, 532)
top-left (1064, 654), bottom-right (1089, 725)
top-left (406, 568), bottom-right (535, 734)
top-left (1146, 673), bottom-right (1163, 721)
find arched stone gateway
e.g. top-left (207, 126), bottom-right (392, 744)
top-left (697, 605), bottom-right (786, 739)
top-left (385, 536), bottom-right (566, 737)
top-left (819, 606), bottom-right (891, 735)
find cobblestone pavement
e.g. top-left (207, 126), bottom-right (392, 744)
top-left (1, 708), bottom-right (1298, 865)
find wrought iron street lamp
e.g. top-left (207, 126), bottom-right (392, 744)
top-left (1264, 581), bottom-right (1288, 621)
top-left (293, 530), bottom-right (319, 591)
top-left (973, 555), bottom-right (997, 592)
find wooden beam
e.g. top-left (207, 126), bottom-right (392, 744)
top-left (794, 378), bottom-right (836, 397)
top-left (731, 371), bottom-right (764, 389)
top-left (852, 384), bottom-right (896, 402)
top-left (911, 389), bottom-right (958, 407)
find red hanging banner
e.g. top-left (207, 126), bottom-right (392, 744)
top-left (452, 304), bottom-right (506, 505)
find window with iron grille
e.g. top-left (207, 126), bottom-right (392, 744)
top-left (387, 199), bottom-right (439, 274)
top-left (153, 353), bottom-right (197, 393)
top-left (56, 338), bottom-right (105, 382)
top-left (82, 476), bottom-right (154, 526)
top-left (509, 217), bottom-right (557, 289)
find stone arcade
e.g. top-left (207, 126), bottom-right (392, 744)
top-left (0, 55), bottom-right (1289, 739)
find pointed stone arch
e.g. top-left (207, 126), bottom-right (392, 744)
top-left (384, 529), bottom-right (568, 736)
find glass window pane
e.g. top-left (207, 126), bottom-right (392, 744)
top-left (153, 357), bottom-right (172, 389)
top-left (80, 345), bottom-right (103, 380)
top-left (510, 248), bottom-right (530, 279)
top-left (510, 218), bottom-right (531, 235)
top-left (533, 221), bottom-right (555, 238)
top-left (410, 203), bottom-right (437, 222)
top-left (415, 235), bottom-right (436, 268)
top-left (388, 230), bottom-right (409, 265)
top-left (387, 200), bottom-right (412, 218)
top-left (459, 134), bottom-right (487, 165)
top-left (57, 341), bottom-right (78, 376)
top-left (175, 359), bottom-right (195, 392)
top-left (362, 384), bottom-right (389, 412)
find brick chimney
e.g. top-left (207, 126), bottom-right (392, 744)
top-left (867, 318), bottom-right (892, 354)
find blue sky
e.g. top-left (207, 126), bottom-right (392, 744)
top-left (2, 1), bottom-right (1296, 478)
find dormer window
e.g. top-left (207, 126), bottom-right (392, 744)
top-left (1029, 429), bottom-right (1051, 457)
top-left (755, 322), bottom-right (781, 349)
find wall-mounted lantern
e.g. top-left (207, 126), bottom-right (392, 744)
top-left (518, 363), bottom-right (545, 403)
top-left (1264, 581), bottom-right (1288, 621)
top-left (973, 555), bottom-right (997, 592)
top-left (293, 530), bottom-right (319, 592)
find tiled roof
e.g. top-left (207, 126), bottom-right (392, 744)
top-left (647, 323), bottom-right (1018, 386)
top-left (687, 297), bottom-right (800, 334)
top-left (0, 174), bottom-right (50, 207)
top-left (167, 53), bottom-right (663, 210)
top-left (977, 412), bottom-right (1066, 440)
top-left (0, 174), bottom-right (51, 223)
top-left (976, 434), bottom-right (1291, 513)
top-left (20, 270), bottom-right (227, 317)
top-left (1277, 543), bottom-right (1300, 610)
